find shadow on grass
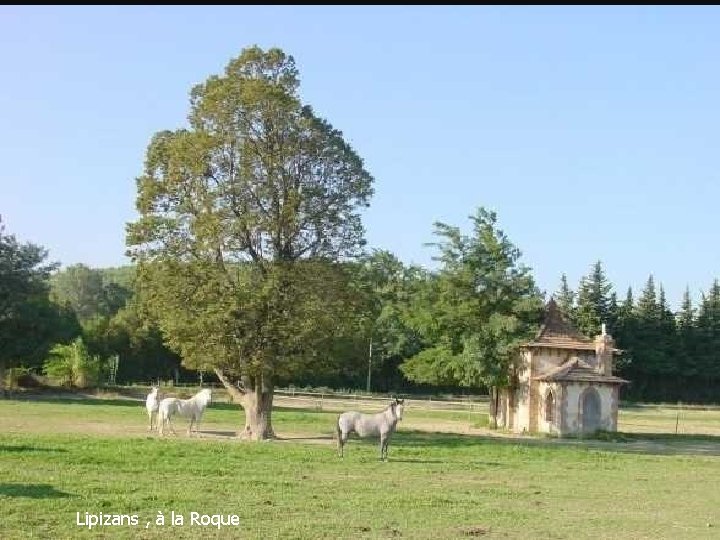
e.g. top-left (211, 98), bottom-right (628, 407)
top-left (5, 395), bottom-right (719, 457)
top-left (0, 444), bottom-right (67, 453)
top-left (393, 430), bottom-right (491, 448)
top-left (202, 430), bottom-right (238, 438)
top-left (234, 423), bottom-right (720, 458)
top-left (207, 404), bottom-right (335, 414)
top-left (0, 484), bottom-right (71, 499)
top-left (591, 430), bottom-right (720, 444)
top-left (578, 430), bottom-right (720, 455)
top-left (5, 396), bottom-right (143, 408)
top-left (200, 430), bottom-right (333, 442)
top-left (166, 427), bottom-right (720, 457)
top-left (275, 435), bottom-right (332, 441)
top-left (3, 397), bottom-right (339, 416)
top-left (388, 457), bottom-right (504, 466)
top-left (391, 429), bottom-right (720, 457)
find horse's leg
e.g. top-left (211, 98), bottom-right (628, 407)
top-left (379, 434), bottom-right (387, 461)
top-left (187, 416), bottom-right (194, 436)
top-left (338, 430), bottom-right (348, 458)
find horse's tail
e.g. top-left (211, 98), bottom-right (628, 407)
top-left (158, 399), bottom-right (172, 421)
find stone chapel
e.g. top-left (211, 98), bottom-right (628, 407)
top-left (497, 298), bottom-right (628, 435)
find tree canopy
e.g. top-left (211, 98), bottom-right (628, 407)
top-left (400, 208), bottom-right (544, 424)
top-left (0, 219), bottom-right (79, 390)
top-left (126, 46), bottom-right (374, 438)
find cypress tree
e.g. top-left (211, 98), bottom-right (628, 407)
top-left (575, 261), bottom-right (612, 337)
top-left (556, 273), bottom-right (576, 319)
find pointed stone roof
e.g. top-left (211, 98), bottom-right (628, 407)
top-left (523, 298), bottom-right (596, 351)
top-left (534, 358), bottom-right (628, 384)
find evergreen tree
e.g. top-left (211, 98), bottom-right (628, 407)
top-left (695, 280), bottom-right (720, 400)
top-left (555, 273), bottom-right (576, 319)
top-left (613, 287), bottom-right (636, 375)
top-left (676, 287), bottom-right (698, 398)
top-left (607, 291), bottom-right (619, 334)
top-left (629, 275), bottom-right (674, 400)
top-left (656, 285), bottom-right (678, 383)
top-left (575, 261), bottom-right (612, 337)
top-left (636, 275), bottom-right (657, 316)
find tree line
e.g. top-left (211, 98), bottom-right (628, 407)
top-left (0, 231), bottom-right (189, 392)
top-left (4, 217), bottom-right (718, 404)
top-left (557, 262), bottom-right (720, 403)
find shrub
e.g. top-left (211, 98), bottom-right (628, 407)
top-left (43, 337), bottom-right (104, 388)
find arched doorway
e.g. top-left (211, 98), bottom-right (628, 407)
top-left (545, 390), bottom-right (555, 423)
top-left (581, 387), bottom-right (601, 433)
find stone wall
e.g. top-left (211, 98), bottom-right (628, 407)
top-left (534, 349), bottom-right (595, 374)
top-left (560, 382), bottom-right (617, 435)
top-left (537, 381), bottom-right (560, 434)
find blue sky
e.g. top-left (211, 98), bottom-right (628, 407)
top-left (2, 6), bottom-right (719, 308)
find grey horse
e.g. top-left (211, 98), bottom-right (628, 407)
top-left (336, 398), bottom-right (405, 461)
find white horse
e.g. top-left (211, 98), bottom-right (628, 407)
top-left (145, 386), bottom-right (160, 431)
top-left (336, 398), bottom-right (405, 461)
top-left (158, 388), bottom-right (212, 436)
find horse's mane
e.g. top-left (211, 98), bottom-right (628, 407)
top-left (381, 402), bottom-right (398, 416)
top-left (164, 388), bottom-right (211, 419)
top-left (187, 388), bottom-right (211, 407)
top-left (382, 399), bottom-right (405, 419)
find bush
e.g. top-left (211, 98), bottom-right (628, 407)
top-left (43, 337), bottom-right (104, 388)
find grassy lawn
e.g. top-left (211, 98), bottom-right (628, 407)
top-left (1, 398), bottom-right (719, 539)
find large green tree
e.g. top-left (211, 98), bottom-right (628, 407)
top-left (127, 47), bottom-right (373, 439)
top-left (399, 208), bottom-right (543, 426)
top-left (0, 220), bottom-right (80, 392)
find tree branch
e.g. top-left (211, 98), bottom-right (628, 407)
top-left (214, 368), bottom-right (246, 402)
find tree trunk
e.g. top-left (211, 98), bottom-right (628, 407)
top-left (239, 384), bottom-right (274, 440)
top-left (494, 388), bottom-right (500, 429)
top-left (489, 387), bottom-right (499, 429)
top-left (0, 359), bottom-right (6, 397)
top-left (214, 368), bottom-right (275, 441)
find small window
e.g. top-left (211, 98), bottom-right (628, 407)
top-left (545, 390), bottom-right (555, 422)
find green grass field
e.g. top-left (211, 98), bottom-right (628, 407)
top-left (1, 397), bottom-right (719, 539)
